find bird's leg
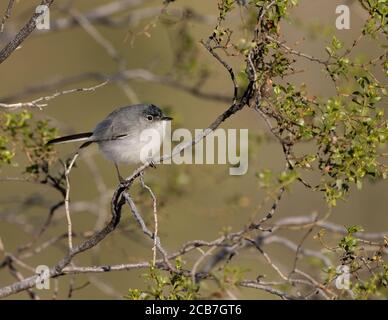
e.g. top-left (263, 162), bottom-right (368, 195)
top-left (114, 163), bottom-right (125, 183)
top-left (148, 159), bottom-right (156, 169)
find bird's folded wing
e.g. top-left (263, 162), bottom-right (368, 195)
top-left (91, 115), bottom-right (137, 142)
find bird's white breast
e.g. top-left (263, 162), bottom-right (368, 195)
top-left (97, 121), bottom-right (166, 164)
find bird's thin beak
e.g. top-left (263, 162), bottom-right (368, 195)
top-left (161, 116), bottom-right (173, 121)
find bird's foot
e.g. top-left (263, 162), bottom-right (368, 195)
top-left (148, 159), bottom-right (157, 169)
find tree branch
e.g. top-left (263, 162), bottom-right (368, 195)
top-left (0, 0), bottom-right (55, 64)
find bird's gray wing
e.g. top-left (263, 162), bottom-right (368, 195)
top-left (91, 113), bottom-right (137, 142)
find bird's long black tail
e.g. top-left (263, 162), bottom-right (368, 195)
top-left (47, 132), bottom-right (93, 147)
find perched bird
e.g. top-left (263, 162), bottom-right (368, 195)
top-left (47, 104), bottom-right (172, 182)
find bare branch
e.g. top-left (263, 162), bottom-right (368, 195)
top-left (239, 280), bottom-right (296, 300)
top-left (0, 0), bottom-right (55, 64)
top-left (139, 174), bottom-right (159, 266)
top-left (63, 153), bottom-right (79, 251)
top-left (0, 69), bottom-right (230, 105)
top-left (0, 0), bottom-right (15, 33)
top-left (0, 81), bottom-right (108, 109)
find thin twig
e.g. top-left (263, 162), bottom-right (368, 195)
top-left (139, 174), bottom-right (158, 266)
top-left (0, 81), bottom-right (108, 109)
top-left (0, 0), bottom-right (55, 64)
top-left (0, 0), bottom-right (15, 33)
top-left (124, 193), bottom-right (174, 271)
top-left (64, 153), bottom-right (79, 251)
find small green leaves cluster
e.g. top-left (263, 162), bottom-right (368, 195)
top-left (316, 90), bottom-right (387, 205)
top-left (218, 0), bottom-right (236, 21)
top-left (353, 263), bottom-right (388, 299)
top-left (340, 226), bottom-right (388, 299)
top-left (126, 259), bottom-right (199, 300)
top-left (217, 265), bottom-right (247, 288)
top-left (0, 135), bottom-right (13, 165)
top-left (320, 225), bottom-right (387, 299)
top-left (257, 168), bottom-right (299, 189)
top-left (0, 110), bottom-right (58, 176)
top-left (339, 225), bottom-right (364, 256)
top-left (360, 0), bottom-right (388, 37)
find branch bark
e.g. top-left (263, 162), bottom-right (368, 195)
top-left (0, 0), bottom-right (55, 65)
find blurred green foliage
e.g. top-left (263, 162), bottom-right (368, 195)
top-left (0, 110), bottom-right (58, 177)
top-left (126, 258), bottom-right (199, 300)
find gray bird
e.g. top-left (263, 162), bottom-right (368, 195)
top-left (47, 104), bottom-right (172, 182)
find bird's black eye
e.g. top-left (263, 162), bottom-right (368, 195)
top-left (146, 115), bottom-right (153, 121)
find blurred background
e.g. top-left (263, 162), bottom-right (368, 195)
top-left (0, 0), bottom-right (386, 299)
